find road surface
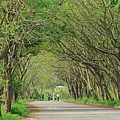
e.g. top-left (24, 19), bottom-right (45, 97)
top-left (23, 101), bottom-right (120, 120)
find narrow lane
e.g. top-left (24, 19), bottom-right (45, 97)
top-left (27, 101), bottom-right (120, 120)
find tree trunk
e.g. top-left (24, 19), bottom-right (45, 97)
top-left (0, 87), bottom-right (3, 117)
top-left (78, 82), bottom-right (83, 99)
top-left (3, 48), bottom-right (13, 113)
top-left (0, 102), bottom-right (1, 117)
top-left (4, 68), bottom-right (12, 113)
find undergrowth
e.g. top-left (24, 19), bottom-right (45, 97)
top-left (67, 97), bottom-right (120, 107)
top-left (0, 100), bottom-right (30, 120)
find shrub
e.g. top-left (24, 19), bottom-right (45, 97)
top-left (106, 100), bottom-right (119, 106)
top-left (80, 97), bottom-right (89, 103)
top-left (11, 101), bottom-right (29, 117)
top-left (115, 102), bottom-right (120, 106)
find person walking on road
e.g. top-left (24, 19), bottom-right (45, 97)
top-left (53, 93), bottom-right (56, 101)
top-left (57, 93), bottom-right (59, 101)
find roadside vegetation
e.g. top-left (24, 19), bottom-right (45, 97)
top-left (0, 100), bottom-right (29, 120)
top-left (67, 97), bottom-right (120, 107)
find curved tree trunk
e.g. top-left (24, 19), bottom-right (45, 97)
top-left (3, 56), bottom-right (13, 113)
top-left (4, 79), bottom-right (12, 113)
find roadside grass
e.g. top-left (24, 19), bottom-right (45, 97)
top-left (66, 97), bottom-right (120, 107)
top-left (0, 113), bottom-right (21, 120)
top-left (0, 99), bottom-right (30, 120)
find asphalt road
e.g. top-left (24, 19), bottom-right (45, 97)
top-left (27, 101), bottom-right (120, 120)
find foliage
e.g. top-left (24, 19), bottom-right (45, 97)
top-left (0, 113), bottom-right (20, 120)
top-left (56, 88), bottom-right (70, 100)
top-left (115, 102), bottom-right (120, 106)
top-left (41, 86), bottom-right (70, 101)
top-left (110, 0), bottom-right (120, 12)
top-left (43, 0), bottom-right (120, 102)
top-left (11, 101), bottom-right (29, 116)
top-left (0, 100), bottom-right (29, 120)
top-left (21, 51), bottom-right (61, 99)
top-left (0, 0), bottom-right (49, 113)
top-left (6, 0), bottom-right (120, 104)
top-left (67, 97), bottom-right (120, 107)
top-left (1, 0), bottom-right (120, 115)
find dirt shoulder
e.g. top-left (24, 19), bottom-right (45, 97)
top-left (20, 102), bottom-right (41, 120)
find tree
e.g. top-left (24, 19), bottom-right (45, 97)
top-left (0, 0), bottom-right (42, 113)
top-left (21, 51), bottom-right (58, 99)
top-left (43, 0), bottom-right (120, 101)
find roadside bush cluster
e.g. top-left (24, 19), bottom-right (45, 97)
top-left (0, 101), bottom-right (29, 120)
top-left (11, 101), bottom-right (29, 116)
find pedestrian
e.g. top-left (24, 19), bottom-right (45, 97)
top-left (53, 93), bottom-right (56, 101)
top-left (47, 93), bottom-right (50, 101)
top-left (41, 93), bottom-right (44, 101)
top-left (57, 93), bottom-right (59, 101)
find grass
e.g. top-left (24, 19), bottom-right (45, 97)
top-left (0, 113), bottom-right (21, 120)
top-left (0, 100), bottom-right (30, 120)
top-left (66, 97), bottom-right (120, 107)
